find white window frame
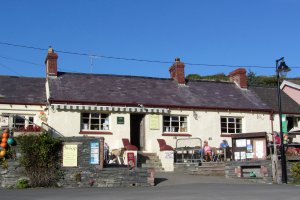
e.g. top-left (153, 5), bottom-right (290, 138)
top-left (0, 114), bottom-right (35, 131)
top-left (163, 115), bottom-right (188, 133)
top-left (221, 116), bottom-right (242, 134)
top-left (81, 112), bottom-right (110, 131)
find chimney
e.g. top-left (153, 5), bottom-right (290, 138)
top-left (45, 47), bottom-right (58, 77)
top-left (228, 68), bottom-right (247, 89)
top-left (169, 57), bottom-right (185, 84)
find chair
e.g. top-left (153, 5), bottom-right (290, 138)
top-left (157, 139), bottom-right (174, 151)
top-left (122, 138), bottom-right (138, 151)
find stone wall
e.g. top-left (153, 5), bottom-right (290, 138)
top-left (58, 167), bottom-right (154, 188)
top-left (0, 136), bottom-right (154, 188)
top-left (225, 160), bottom-right (273, 184)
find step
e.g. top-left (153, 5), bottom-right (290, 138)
top-left (138, 153), bottom-right (164, 172)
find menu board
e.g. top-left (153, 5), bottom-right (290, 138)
top-left (149, 115), bottom-right (160, 130)
top-left (63, 144), bottom-right (78, 167)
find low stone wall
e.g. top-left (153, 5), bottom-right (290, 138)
top-left (0, 160), bottom-right (25, 188)
top-left (58, 167), bottom-right (154, 188)
top-left (225, 160), bottom-right (273, 184)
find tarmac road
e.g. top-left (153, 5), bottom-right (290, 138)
top-left (1, 172), bottom-right (299, 200)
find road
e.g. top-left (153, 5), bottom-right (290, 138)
top-left (1, 172), bottom-right (299, 200)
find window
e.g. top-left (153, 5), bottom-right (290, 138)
top-left (9, 115), bottom-right (38, 131)
top-left (221, 117), bottom-right (242, 134)
top-left (81, 113), bottom-right (109, 131)
top-left (13, 115), bottom-right (25, 129)
top-left (163, 115), bottom-right (187, 133)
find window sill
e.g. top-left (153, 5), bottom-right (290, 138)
top-left (79, 131), bottom-right (113, 135)
top-left (162, 133), bottom-right (191, 137)
top-left (220, 134), bottom-right (234, 137)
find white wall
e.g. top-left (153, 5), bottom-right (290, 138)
top-left (146, 110), bottom-right (272, 151)
top-left (48, 107), bottom-right (131, 150)
top-left (48, 107), bottom-right (273, 153)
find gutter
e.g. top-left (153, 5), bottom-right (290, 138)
top-left (48, 99), bottom-right (273, 114)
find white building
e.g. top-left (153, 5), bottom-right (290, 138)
top-left (1, 48), bottom-right (300, 161)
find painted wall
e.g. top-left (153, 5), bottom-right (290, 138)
top-left (47, 107), bottom-right (273, 153)
top-left (283, 86), bottom-right (300, 105)
top-left (145, 109), bottom-right (272, 152)
top-left (48, 107), bottom-right (130, 150)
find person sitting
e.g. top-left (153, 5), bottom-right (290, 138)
top-left (219, 139), bottom-right (230, 161)
top-left (202, 140), bottom-right (212, 161)
top-left (220, 139), bottom-right (229, 149)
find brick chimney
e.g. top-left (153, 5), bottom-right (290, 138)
top-left (169, 58), bottom-right (185, 84)
top-left (228, 68), bottom-right (247, 89)
top-left (45, 47), bottom-right (58, 77)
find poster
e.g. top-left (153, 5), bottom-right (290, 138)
top-left (236, 139), bottom-right (247, 147)
top-left (255, 140), bottom-right (264, 158)
top-left (90, 142), bottom-right (99, 164)
top-left (63, 144), bottom-right (78, 167)
top-left (234, 152), bottom-right (240, 160)
top-left (0, 116), bottom-right (9, 127)
top-left (241, 151), bottom-right (246, 160)
top-left (246, 144), bottom-right (253, 152)
top-left (246, 153), bottom-right (254, 158)
top-left (149, 115), bottom-right (160, 130)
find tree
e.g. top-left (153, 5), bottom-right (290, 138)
top-left (186, 74), bottom-right (201, 80)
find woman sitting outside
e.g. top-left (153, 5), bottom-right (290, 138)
top-left (202, 140), bottom-right (212, 161)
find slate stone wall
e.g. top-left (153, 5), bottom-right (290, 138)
top-left (225, 160), bottom-right (273, 184)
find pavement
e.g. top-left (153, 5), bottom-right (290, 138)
top-left (154, 171), bottom-right (261, 186)
top-left (1, 172), bottom-right (300, 200)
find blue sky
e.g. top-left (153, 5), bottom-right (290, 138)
top-left (0, 0), bottom-right (300, 78)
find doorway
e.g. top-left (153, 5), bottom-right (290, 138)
top-left (130, 114), bottom-right (145, 150)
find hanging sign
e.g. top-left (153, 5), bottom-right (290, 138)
top-left (149, 115), bottom-right (160, 130)
top-left (117, 117), bottom-right (124, 124)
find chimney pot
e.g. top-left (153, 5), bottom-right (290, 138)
top-left (228, 68), bottom-right (247, 89)
top-left (169, 58), bottom-right (185, 84)
top-left (45, 47), bottom-right (58, 77)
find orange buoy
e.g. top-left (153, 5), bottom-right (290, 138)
top-left (0, 142), bottom-right (7, 148)
top-left (0, 150), bottom-right (6, 158)
top-left (2, 132), bottom-right (8, 138)
top-left (2, 138), bottom-right (7, 143)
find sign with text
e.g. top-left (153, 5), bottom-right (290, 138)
top-left (90, 142), bottom-right (99, 164)
top-left (149, 115), bottom-right (160, 130)
top-left (63, 144), bottom-right (78, 167)
top-left (117, 117), bottom-right (124, 124)
top-left (127, 152), bottom-right (135, 167)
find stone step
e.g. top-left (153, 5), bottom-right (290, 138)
top-left (138, 153), bottom-right (164, 172)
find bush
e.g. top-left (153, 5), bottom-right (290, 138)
top-left (17, 133), bottom-right (62, 187)
top-left (16, 178), bottom-right (29, 189)
top-left (291, 162), bottom-right (300, 182)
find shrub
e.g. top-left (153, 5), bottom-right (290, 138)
top-left (16, 178), bottom-right (29, 189)
top-left (291, 162), bottom-right (300, 182)
top-left (17, 133), bottom-right (62, 187)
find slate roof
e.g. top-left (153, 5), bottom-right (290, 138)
top-left (249, 86), bottom-right (300, 114)
top-left (0, 76), bottom-right (46, 105)
top-left (289, 79), bottom-right (300, 85)
top-left (48, 72), bottom-right (270, 111)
